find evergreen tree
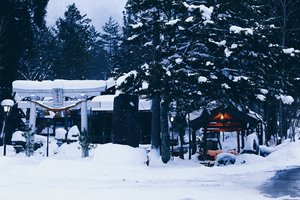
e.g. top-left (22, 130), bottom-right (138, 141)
top-left (101, 16), bottom-right (121, 71)
top-left (0, 0), bottom-right (48, 98)
top-left (18, 27), bottom-right (57, 80)
top-left (55, 4), bottom-right (100, 79)
top-left (121, 0), bottom-right (300, 148)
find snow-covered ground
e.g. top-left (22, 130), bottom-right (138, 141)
top-left (0, 138), bottom-right (299, 200)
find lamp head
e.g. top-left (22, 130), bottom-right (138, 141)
top-left (1, 99), bottom-right (14, 113)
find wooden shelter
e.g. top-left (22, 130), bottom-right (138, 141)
top-left (191, 105), bottom-right (263, 154)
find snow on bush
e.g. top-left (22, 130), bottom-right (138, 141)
top-left (198, 76), bottom-right (208, 83)
top-left (127, 34), bottom-right (138, 41)
top-left (214, 153), bottom-right (236, 166)
top-left (276, 94), bottom-right (294, 105)
top-left (55, 128), bottom-right (67, 140)
top-left (130, 22), bottom-right (143, 29)
top-left (183, 2), bottom-right (213, 24)
top-left (230, 26), bottom-right (253, 35)
top-left (256, 94), bottom-right (266, 101)
top-left (185, 16), bottom-right (194, 22)
top-left (165, 19), bottom-right (180, 26)
top-left (11, 131), bottom-right (25, 142)
top-left (67, 125), bottom-right (79, 140)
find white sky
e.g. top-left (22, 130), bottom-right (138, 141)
top-left (46, 0), bottom-right (127, 31)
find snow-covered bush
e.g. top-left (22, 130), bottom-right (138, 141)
top-left (67, 125), bottom-right (79, 141)
top-left (55, 128), bottom-right (67, 146)
top-left (55, 128), bottom-right (67, 140)
top-left (214, 153), bottom-right (236, 166)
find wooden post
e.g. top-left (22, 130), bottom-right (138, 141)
top-left (81, 99), bottom-right (88, 133)
top-left (203, 126), bottom-right (208, 155)
top-left (241, 128), bottom-right (245, 149)
top-left (237, 130), bottom-right (241, 153)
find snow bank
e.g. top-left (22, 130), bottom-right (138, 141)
top-left (265, 140), bottom-right (300, 166)
top-left (92, 144), bottom-right (148, 166)
top-left (235, 154), bottom-right (264, 165)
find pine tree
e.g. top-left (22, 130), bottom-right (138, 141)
top-left (18, 27), bottom-right (57, 80)
top-left (101, 16), bottom-right (121, 71)
top-left (55, 4), bottom-right (100, 79)
top-left (0, 0), bottom-right (49, 98)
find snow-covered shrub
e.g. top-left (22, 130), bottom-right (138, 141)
top-left (214, 153), bottom-right (236, 166)
top-left (55, 128), bottom-right (67, 146)
top-left (55, 128), bottom-right (67, 140)
top-left (259, 145), bottom-right (275, 157)
top-left (67, 125), bottom-right (79, 141)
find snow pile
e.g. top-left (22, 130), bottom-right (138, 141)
top-left (67, 125), bottom-right (79, 140)
top-left (92, 143), bottom-right (148, 166)
top-left (55, 128), bottom-right (67, 140)
top-left (243, 133), bottom-right (259, 152)
top-left (235, 153), bottom-right (264, 165)
top-left (11, 131), bottom-right (25, 142)
top-left (1, 139), bottom-right (300, 200)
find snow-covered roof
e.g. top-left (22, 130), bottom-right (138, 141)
top-left (91, 95), bottom-right (151, 111)
top-left (13, 80), bottom-right (107, 98)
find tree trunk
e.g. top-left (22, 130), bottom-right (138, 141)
top-left (151, 93), bottom-right (161, 151)
top-left (112, 94), bottom-right (127, 144)
top-left (160, 100), bottom-right (170, 163)
top-left (126, 95), bottom-right (139, 147)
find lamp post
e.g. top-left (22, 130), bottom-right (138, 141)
top-left (1, 99), bottom-right (14, 156)
top-left (46, 118), bottom-right (51, 157)
top-left (170, 116), bottom-right (174, 156)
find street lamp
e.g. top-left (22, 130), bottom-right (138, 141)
top-left (170, 116), bottom-right (175, 156)
top-left (1, 99), bottom-right (14, 156)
